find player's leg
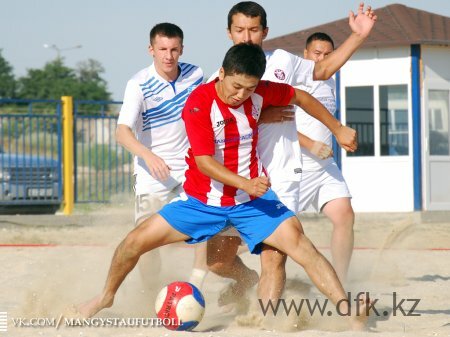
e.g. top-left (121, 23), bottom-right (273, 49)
top-left (322, 197), bottom-right (354, 283)
top-left (189, 241), bottom-right (208, 290)
top-left (258, 245), bottom-right (287, 305)
top-left (258, 179), bottom-right (298, 305)
top-left (134, 178), bottom-right (171, 290)
top-left (207, 234), bottom-right (258, 306)
top-left (316, 162), bottom-right (354, 283)
top-left (263, 216), bottom-right (368, 329)
top-left (78, 213), bottom-right (189, 318)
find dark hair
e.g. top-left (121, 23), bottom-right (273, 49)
top-left (149, 23), bottom-right (184, 45)
top-left (222, 43), bottom-right (266, 79)
top-left (306, 32), bottom-right (334, 49)
top-left (227, 1), bottom-right (267, 30)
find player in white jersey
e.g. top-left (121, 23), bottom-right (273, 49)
top-left (115, 23), bottom-right (207, 291)
top-left (296, 32), bottom-right (354, 283)
top-left (206, 1), bottom-right (377, 310)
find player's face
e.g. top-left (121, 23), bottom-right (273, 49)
top-left (216, 68), bottom-right (260, 106)
top-left (149, 35), bottom-right (183, 80)
top-left (303, 40), bottom-right (334, 63)
top-left (227, 13), bottom-right (268, 46)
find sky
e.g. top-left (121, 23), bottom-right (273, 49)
top-left (1, 0), bottom-right (450, 101)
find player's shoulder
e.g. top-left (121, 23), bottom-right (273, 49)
top-left (128, 66), bottom-right (153, 85)
top-left (266, 48), bottom-right (299, 62)
top-left (179, 61), bottom-right (204, 79)
top-left (187, 81), bottom-right (214, 102)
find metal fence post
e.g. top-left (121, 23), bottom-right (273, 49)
top-left (62, 96), bottom-right (74, 214)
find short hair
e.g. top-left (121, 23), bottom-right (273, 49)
top-left (222, 43), bottom-right (266, 79)
top-left (149, 22), bottom-right (184, 45)
top-left (227, 1), bottom-right (267, 30)
top-left (306, 32), bottom-right (335, 50)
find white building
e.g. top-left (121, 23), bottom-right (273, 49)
top-left (265, 4), bottom-right (450, 211)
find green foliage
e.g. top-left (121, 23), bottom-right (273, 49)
top-left (0, 49), bottom-right (16, 98)
top-left (0, 55), bottom-right (111, 101)
top-left (17, 59), bottom-right (78, 99)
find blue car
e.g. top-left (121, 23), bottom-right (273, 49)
top-left (0, 146), bottom-right (61, 214)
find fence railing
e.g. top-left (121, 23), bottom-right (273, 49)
top-left (0, 99), bottom-right (63, 214)
top-left (0, 98), bottom-right (134, 214)
top-left (74, 100), bottom-right (133, 203)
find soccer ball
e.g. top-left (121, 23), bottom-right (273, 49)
top-left (155, 281), bottom-right (205, 331)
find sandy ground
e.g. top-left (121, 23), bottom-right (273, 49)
top-left (1, 201), bottom-right (449, 337)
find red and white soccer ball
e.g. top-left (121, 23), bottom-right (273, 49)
top-left (155, 281), bottom-right (206, 331)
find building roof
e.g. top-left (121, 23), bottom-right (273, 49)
top-left (264, 3), bottom-right (450, 54)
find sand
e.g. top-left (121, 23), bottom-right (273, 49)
top-left (1, 202), bottom-right (449, 337)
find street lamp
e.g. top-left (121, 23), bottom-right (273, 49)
top-left (43, 43), bottom-right (82, 59)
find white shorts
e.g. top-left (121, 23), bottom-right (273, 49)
top-left (216, 178), bottom-right (300, 238)
top-left (298, 161), bottom-right (351, 213)
top-left (134, 168), bottom-right (185, 224)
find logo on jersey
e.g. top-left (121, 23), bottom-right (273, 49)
top-left (251, 105), bottom-right (261, 120)
top-left (216, 117), bottom-right (236, 128)
top-left (276, 202), bottom-right (285, 210)
top-left (274, 69), bottom-right (286, 80)
top-left (152, 96), bottom-right (164, 102)
top-left (190, 107), bottom-right (200, 114)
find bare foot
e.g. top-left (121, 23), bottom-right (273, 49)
top-left (218, 269), bottom-right (259, 307)
top-left (350, 294), bottom-right (371, 331)
top-left (77, 293), bottom-right (114, 318)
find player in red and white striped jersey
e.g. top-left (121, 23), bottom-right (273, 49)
top-left (78, 44), bottom-right (368, 330)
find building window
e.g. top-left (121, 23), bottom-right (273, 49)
top-left (429, 90), bottom-right (449, 155)
top-left (346, 86), bottom-right (374, 156)
top-left (379, 85), bottom-right (409, 155)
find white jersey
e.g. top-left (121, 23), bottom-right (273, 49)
top-left (118, 62), bottom-right (203, 181)
top-left (208, 49), bottom-right (314, 182)
top-left (296, 77), bottom-right (336, 171)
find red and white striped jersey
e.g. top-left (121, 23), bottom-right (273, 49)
top-left (182, 79), bottom-right (294, 206)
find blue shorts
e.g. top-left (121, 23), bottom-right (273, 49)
top-left (158, 189), bottom-right (295, 254)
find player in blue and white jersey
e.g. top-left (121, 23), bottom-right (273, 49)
top-left (115, 22), bottom-right (207, 291)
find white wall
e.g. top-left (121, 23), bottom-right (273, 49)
top-left (340, 47), bottom-right (414, 212)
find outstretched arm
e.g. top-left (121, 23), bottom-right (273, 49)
top-left (313, 2), bottom-right (377, 80)
top-left (290, 88), bottom-right (357, 152)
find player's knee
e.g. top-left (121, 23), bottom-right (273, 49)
top-left (261, 250), bottom-right (287, 271)
top-left (335, 207), bottom-right (355, 230)
top-left (122, 231), bottom-right (149, 258)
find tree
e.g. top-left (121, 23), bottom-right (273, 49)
top-left (75, 59), bottom-right (111, 101)
top-left (0, 49), bottom-right (16, 98)
top-left (17, 58), bottom-right (79, 99)
top-left (17, 58), bottom-right (111, 101)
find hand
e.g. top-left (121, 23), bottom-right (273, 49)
top-left (258, 105), bottom-right (295, 124)
top-left (349, 2), bottom-right (377, 39)
top-left (310, 141), bottom-right (333, 159)
top-left (335, 125), bottom-right (358, 152)
top-left (144, 152), bottom-right (171, 181)
top-left (243, 176), bottom-right (271, 197)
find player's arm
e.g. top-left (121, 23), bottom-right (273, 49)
top-left (194, 155), bottom-right (270, 197)
top-left (313, 3), bottom-right (377, 80)
top-left (116, 124), bottom-right (170, 180)
top-left (290, 88), bottom-right (357, 152)
top-left (258, 105), bottom-right (295, 124)
top-left (298, 132), bottom-right (333, 159)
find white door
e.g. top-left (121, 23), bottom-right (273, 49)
top-left (424, 88), bottom-right (450, 210)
